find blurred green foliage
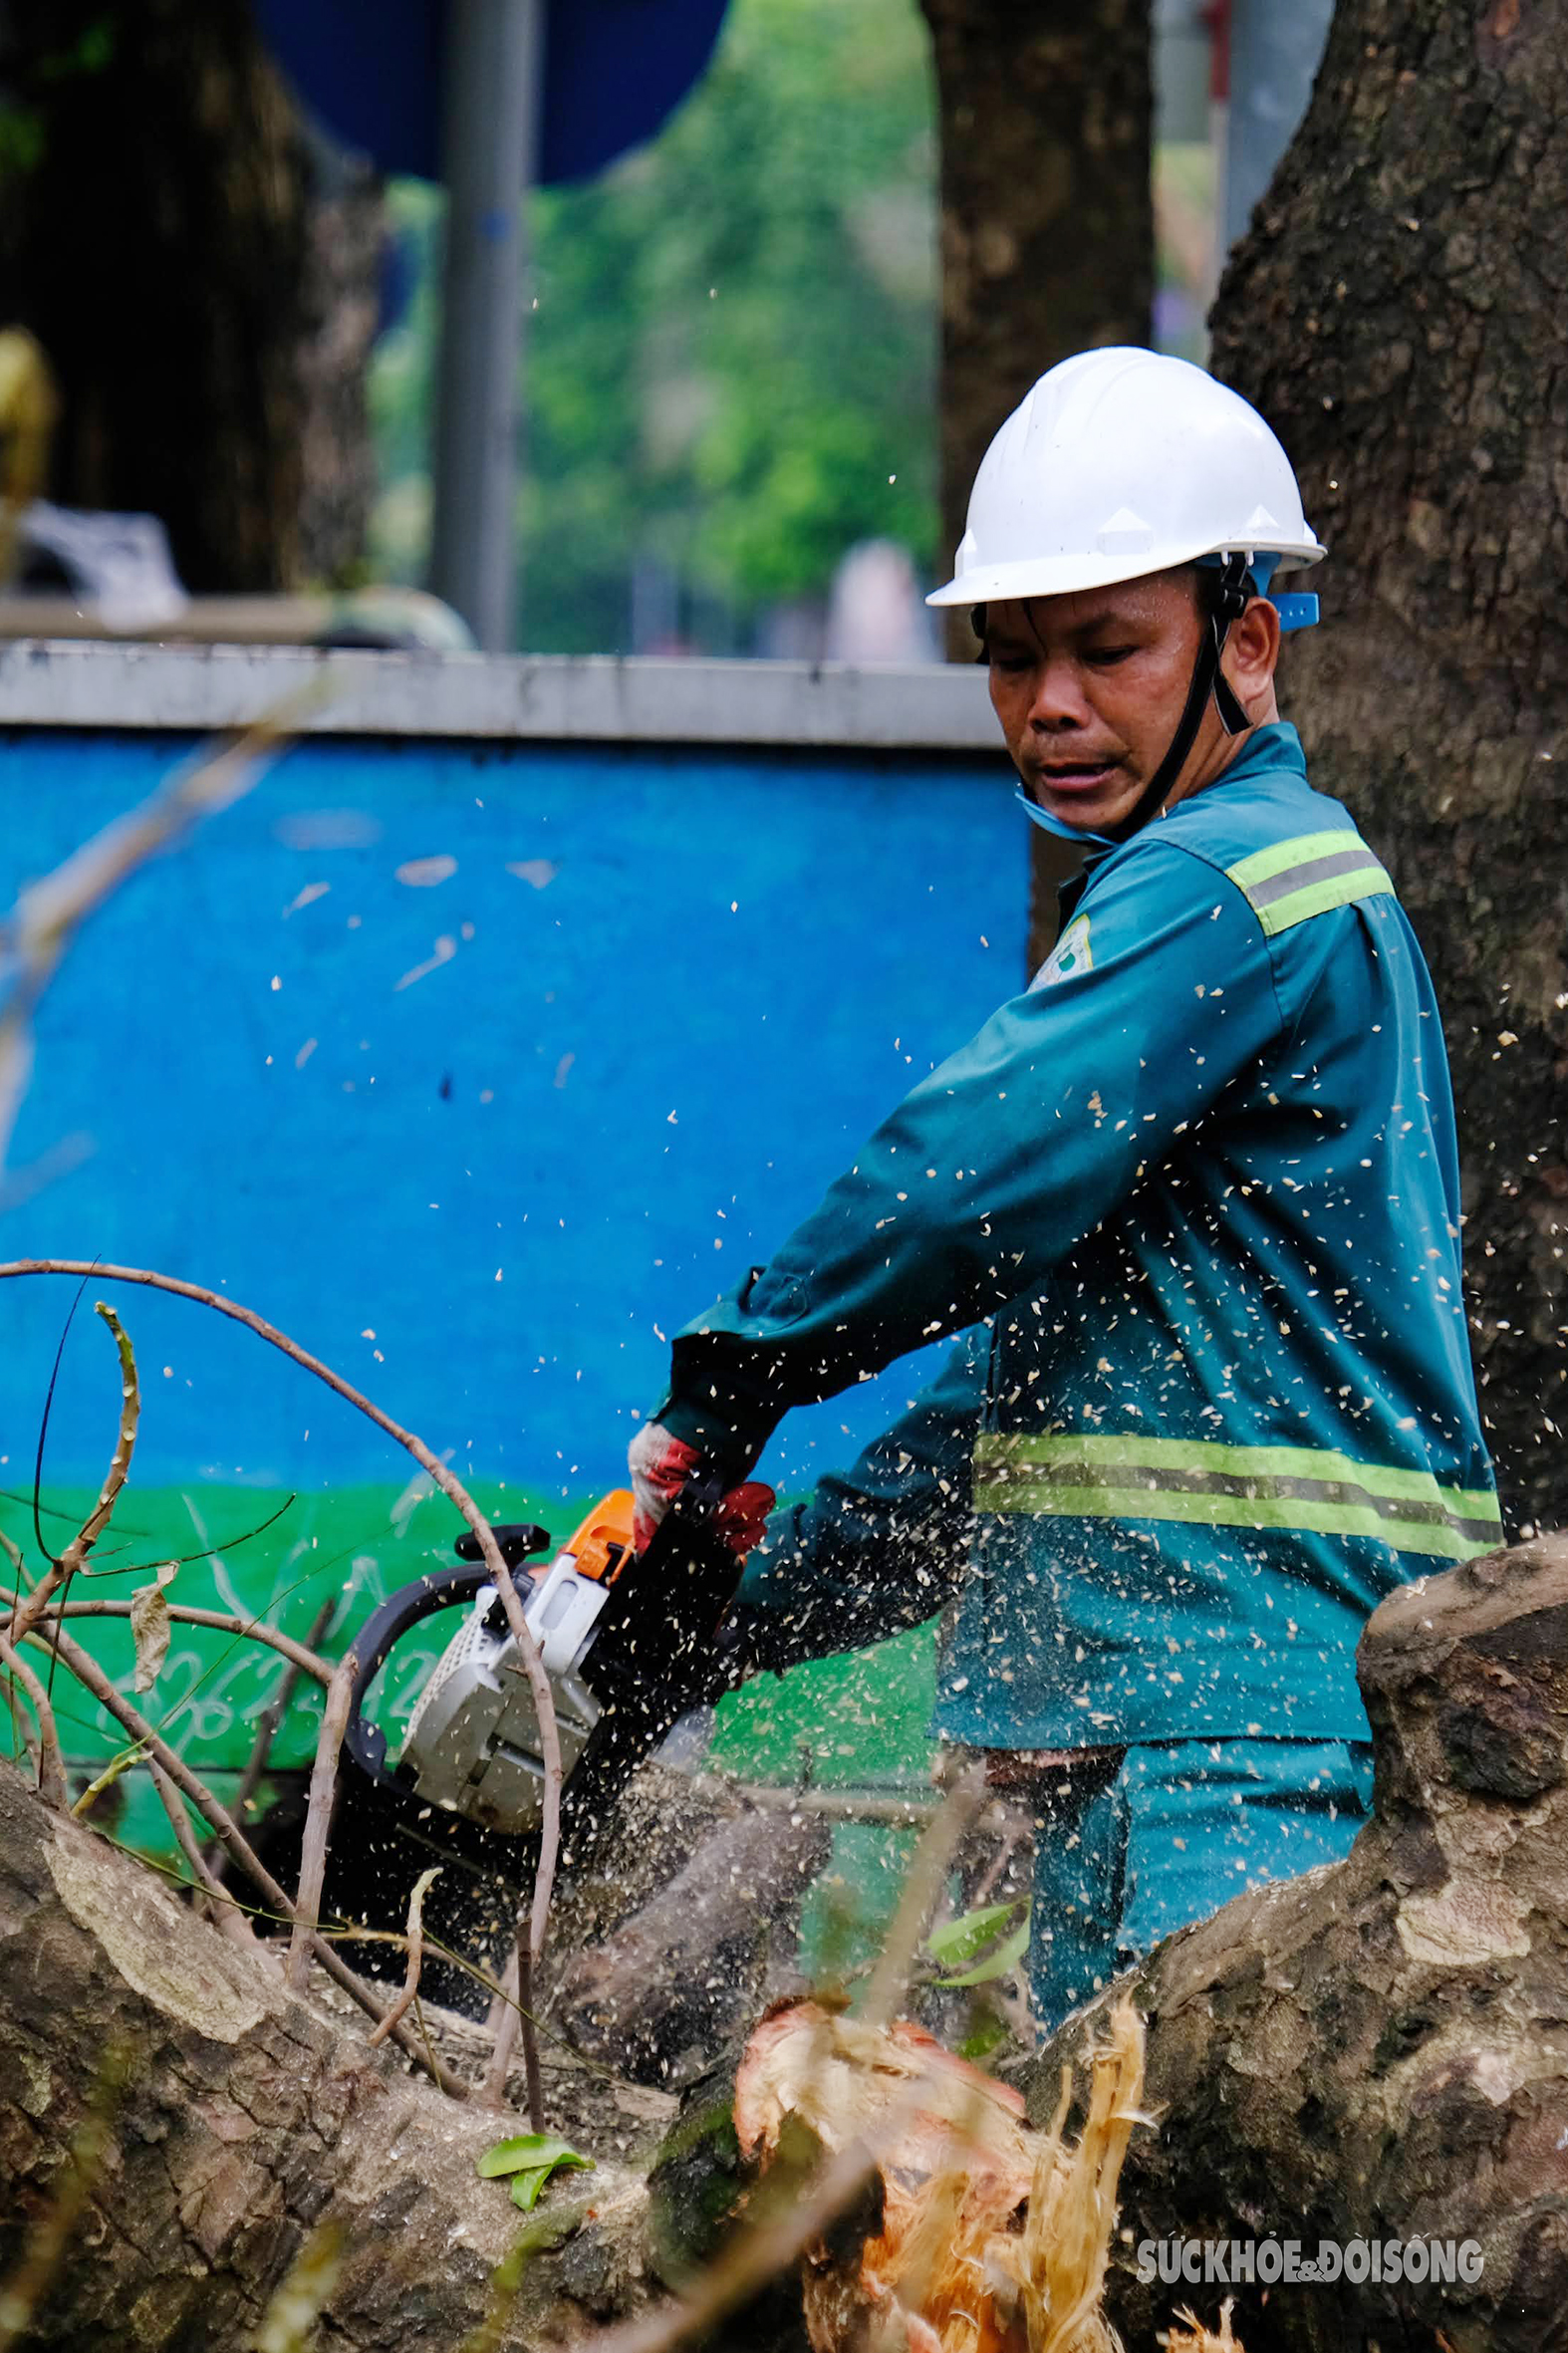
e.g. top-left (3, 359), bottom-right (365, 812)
top-left (370, 0), bottom-right (938, 654)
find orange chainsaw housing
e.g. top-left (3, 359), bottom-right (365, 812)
top-left (558, 1488), bottom-right (638, 1586)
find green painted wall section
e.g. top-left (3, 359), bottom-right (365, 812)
top-left (3, 1478), bottom-right (937, 1863)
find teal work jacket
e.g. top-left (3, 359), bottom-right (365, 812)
top-left (660, 724), bottom-right (1501, 1747)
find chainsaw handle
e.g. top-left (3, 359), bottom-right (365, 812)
top-left (340, 1554), bottom-right (514, 1786)
top-left (342, 1523), bottom-right (551, 1784)
top-left (453, 1522), bottom-right (554, 1569)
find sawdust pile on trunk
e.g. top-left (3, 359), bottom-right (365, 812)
top-left (733, 1994), bottom-right (1241, 2353)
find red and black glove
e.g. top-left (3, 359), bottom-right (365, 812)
top-left (627, 1420), bottom-right (774, 1559)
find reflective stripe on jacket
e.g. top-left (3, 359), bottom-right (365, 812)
top-left (670, 723), bottom-right (1499, 1746)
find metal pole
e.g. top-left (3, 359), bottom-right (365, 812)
top-left (1221, 0), bottom-right (1333, 257)
top-left (429, 0), bottom-right (543, 652)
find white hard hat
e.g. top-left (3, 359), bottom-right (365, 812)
top-left (926, 347), bottom-right (1325, 610)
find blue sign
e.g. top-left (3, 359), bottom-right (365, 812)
top-left (256, 0), bottom-right (731, 186)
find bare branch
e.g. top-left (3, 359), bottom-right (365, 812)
top-left (0, 686), bottom-right (327, 1175)
top-left (10, 1299), bottom-right (141, 1656)
top-left (62, 1302), bottom-right (140, 1566)
top-left (18, 1598), bottom-right (333, 1686)
top-left (232, 1593), bottom-right (338, 1824)
top-left (0, 1632), bottom-right (66, 1808)
top-left (287, 1652), bottom-right (357, 1990)
top-left (32, 1619), bottom-right (469, 2098)
top-left (0, 1259), bottom-right (564, 2008)
top-left (368, 1867), bottom-right (440, 2047)
top-left (480, 1932), bottom-right (545, 2127)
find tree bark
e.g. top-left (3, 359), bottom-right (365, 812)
top-left (916, 0), bottom-right (1153, 972)
top-left (917, 0), bottom-right (1154, 592)
top-left (1019, 1533), bottom-right (1568, 2352)
top-left (1206, 0), bottom-right (1568, 1534)
top-left (0, 1756), bottom-right (664, 2350)
top-left (0, 0), bottom-right (379, 595)
top-left (296, 145), bottom-right (385, 590)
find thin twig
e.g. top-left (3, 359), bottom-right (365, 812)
top-left (692, 1777), bottom-right (942, 1826)
top-left (11, 1301), bottom-right (140, 1658)
top-left (969, 1809), bottom-right (1030, 1910)
top-left (0, 1632), bottom-right (67, 1808)
top-left (481, 1946), bottom-right (521, 2106)
top-left (485, 1848), bottom-right (555, 2125)
top-left (31, 1264), bottom-right (95, 1568)
top-left (145, 1754), bottom-right (267, 1961)
top-left (517, 1942), bottom-right (545, 2131)
top-left (212, 1590), bottom-right (336, 1877)
top-left (861, 1756), bottom-right (989, 2031)
top-left (480, 1933), bottom-right (545, 2124)
top-left (368, 1867), bottom-right (440, 2047)
top-left (288, 1652), bottom-right (357, 1990)
top-left (483, 1927), bottom-right (533, 2119)
top-left (0, 685), bottom-right (327, 1176)
top-left (0, 1529), bottom-right (25, 1777)
top-left (31, 1620), bottom-right (468, 2098)
top-left (13, 1598), bottom-right (333, 1685)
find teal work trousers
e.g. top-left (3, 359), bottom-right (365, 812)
top-left (1022, 1736), bottom-right (1375, 2033)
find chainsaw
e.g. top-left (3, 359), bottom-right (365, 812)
top-left (341, 1476), bottom-right (745, 1888)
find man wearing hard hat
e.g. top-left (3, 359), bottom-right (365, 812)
top-left (629, 349), bottom-right (1500, 2028)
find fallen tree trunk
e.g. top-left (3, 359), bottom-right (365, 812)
top-left (1022, 1534), bottom-right (1568, 2353)
top-left (0, 1760), bottom-right (659, 2351)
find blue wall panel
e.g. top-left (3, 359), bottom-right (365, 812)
top-left (3, 729), bottom-right (1021, 1507)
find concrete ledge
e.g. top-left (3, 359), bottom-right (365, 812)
top-left (0, 641), bottom-right (1000, 752)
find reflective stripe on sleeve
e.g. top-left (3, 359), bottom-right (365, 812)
top-left (972, 1432), bottom-right (1503, 1561)
top-left (1225, 829), bottom-right (1396, 937)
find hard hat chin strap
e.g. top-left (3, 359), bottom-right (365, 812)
top-left (1107, 552), bottom-right (1253, 844)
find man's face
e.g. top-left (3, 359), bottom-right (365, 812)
top-left (984, 571), bottom-right (1214, 836)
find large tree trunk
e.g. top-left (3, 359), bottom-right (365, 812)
top-left (1206, 0), bottom-right (1568, 1534)
top-left (918, 0), bottom-right (1154, 590)
top-left (0, 1757), bottom-right (662, 2350)
top-left (0, 0), bottom-right (380, 594)
top-left (916, 0), bottom-right (1154, 972)
top-left (296, 145), bottom-right (386, 590)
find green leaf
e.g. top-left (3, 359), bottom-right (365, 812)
top-left (934, 1917), bottom-right (1031, 1989)
top-left (477, 2133), bottom-right (588, 2180)
top-left (478, 2134), bottom-right (595, 2208)
top-left (925, 1898), bottom-right (1028, 1968)
top-left (512, 2152), bottom-right (593, 2209)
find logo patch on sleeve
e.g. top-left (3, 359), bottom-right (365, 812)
top-left (1031, 913), bottom-right (1093, 989)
